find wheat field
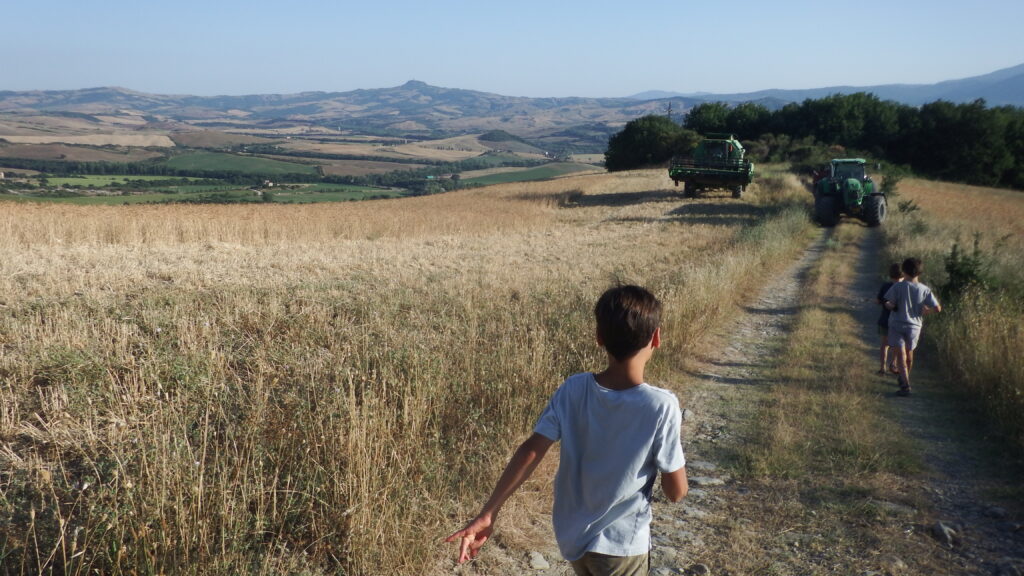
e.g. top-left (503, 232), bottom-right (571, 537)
top-left (0, 171), bottom-right (813, 575)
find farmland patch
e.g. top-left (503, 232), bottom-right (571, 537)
top-left (462, 162), bottom-right (600, 185)
top-left (171, 131), bottom-right (274, 149)
top-left (0, 143), bottom-right (164, 162)
top-left (164, 151), bottom-right (319, 175)
top-left (1, 133), bottom-right (175, 147)
top-left (319, 159), bottom-right (428, 176)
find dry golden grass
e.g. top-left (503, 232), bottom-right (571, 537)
top-left (0, 170), bottom-right (813, 575)
top-left (897, 178), bottom-right (1024, 238)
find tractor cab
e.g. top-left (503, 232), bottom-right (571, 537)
top-left (831, 159), bottom-right (869, 181)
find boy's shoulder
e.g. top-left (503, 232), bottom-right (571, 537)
top-left (557, 373), bottom-right (675, 393)
top-left (558, 373), bottom-right (678, 406)
top-left (907, 280), bottom-right (933, 293)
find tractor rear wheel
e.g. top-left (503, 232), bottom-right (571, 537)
top-left (732, 185), bottom-right (743, 199)
top-left (815, 195), bottom-right (839, 227)
top-left (863, 195), bottom-right (887, 227)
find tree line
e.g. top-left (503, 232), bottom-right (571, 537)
top-left (606, 94), bottom-right (1024, 189)
top-left (684, 94), bottom-right (1024, 188)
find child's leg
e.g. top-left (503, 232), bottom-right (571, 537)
top-left (895, 345), bottom-right (910, 390)
top-left (879, 332), bottom-right (889, 372)
top-left (904, 327), bottom-right (921, 384)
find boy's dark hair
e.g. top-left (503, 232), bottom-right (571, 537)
top-left (594, 285), bottom-right (662, 361)
top-left (888, 263), bottom-right (903, 279)
top-left (902, 257), bottom-right (923, 278)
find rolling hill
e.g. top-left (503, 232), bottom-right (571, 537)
top-left (0, 62), bottom-right (1019, 152)
top-left (0, 81), bottom-right (665, 138)
top-left (631, 62), bottom-right (1024, 107)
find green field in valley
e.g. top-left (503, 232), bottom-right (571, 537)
top-left (0, 183), bottom-right (405, 205)
top-left (47, 175), bottom-right (202, 187)
top-left (461, 162), bottom-right (599, 185)
top-left (164, 152), bottom-right (320, 175)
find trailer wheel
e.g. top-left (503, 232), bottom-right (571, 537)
top-left (683, 182), bottom-right (697, 198)
top-left (732, 185), bottom-right (743, 199)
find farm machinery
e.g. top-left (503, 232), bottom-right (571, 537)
top-left (812, 158), bottom-right (886, 227)
top-left (669, 133), bottom-right (754, 198)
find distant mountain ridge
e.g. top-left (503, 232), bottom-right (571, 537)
top-left (0, 63), bottom-right (1020, 141)
top-left (630, 63), bottom-right (1024, 107)
top-left (0, 81), bottom-right (668, 137)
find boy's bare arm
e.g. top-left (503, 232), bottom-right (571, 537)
top-left (445, 433), bottom-right (554, 563)
top-left (661, 466), bottom-right (688, 503)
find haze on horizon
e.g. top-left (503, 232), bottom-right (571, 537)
top-left (6, 0), bottom-right (1024, 99)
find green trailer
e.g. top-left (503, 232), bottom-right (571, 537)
top-left (669, 133), bottom-right (754, 199)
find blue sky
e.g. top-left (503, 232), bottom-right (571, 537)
top-left (5, 0), bottom-right (1023, 98)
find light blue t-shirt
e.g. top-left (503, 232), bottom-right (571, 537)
top-left (884, 280), bottom-right (940, 329)
top-left (533, 372), bottom-right (686, 561)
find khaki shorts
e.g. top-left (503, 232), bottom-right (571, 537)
top-left (570, 551), bottom-right (649, 576)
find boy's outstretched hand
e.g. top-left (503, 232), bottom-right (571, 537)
top-left (444, 434), bottom-right (553, 564)
top-left (446, 514), bottom-right (494, 563)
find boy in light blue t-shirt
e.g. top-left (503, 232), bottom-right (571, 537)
top-left (447, 285), bottom-right (688, 576)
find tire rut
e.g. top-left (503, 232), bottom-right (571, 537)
top-left (650, 229), bottom-right (831, 574)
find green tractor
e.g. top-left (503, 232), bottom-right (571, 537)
top-left (812, 158), bottom-right (886, 227)
top-left (669, 133), bottom-right (754, 199)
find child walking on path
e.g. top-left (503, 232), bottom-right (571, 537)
top-left (446, 285), bottom-right (688, 576)
top-left (876, 263), bottom-right (904, 375)
top-left (884, 258), bottom-right (942, 396)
